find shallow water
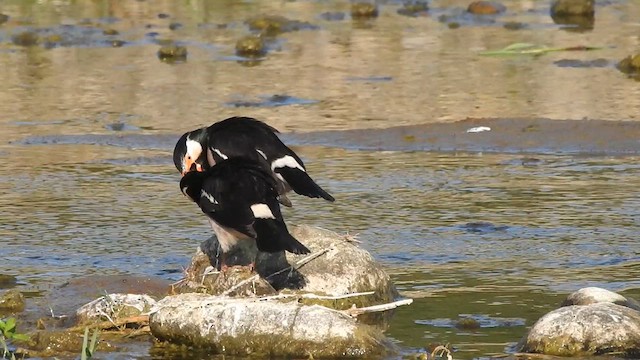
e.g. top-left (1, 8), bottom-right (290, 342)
top-left (2, 0), bottom-right (640, 359)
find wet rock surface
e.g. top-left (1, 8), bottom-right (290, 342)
top-left (397, 1), bottom-right (429, 17)
top-left (246, 15), bottom-right (317, 36)
top-left (0, 289), bottom-right (25, 313)
top-left (150, 293), bottom-right (397, 358)
top-left (173, 225), bottom-right (398, 306)
top-left (519, 287), bottom-right (640, 356)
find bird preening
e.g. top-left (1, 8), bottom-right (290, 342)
top-left (174, 116), bottom-right (334, 272)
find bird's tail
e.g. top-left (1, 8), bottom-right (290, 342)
top-left (254, 219), bottom-right (311, 255)
top-left (276, 167), bottom-right (335, 202)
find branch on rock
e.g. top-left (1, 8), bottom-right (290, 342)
top-left (341, 298), bottom-right (413, 317)
top-left (258, 291), bottom-right (376, 302)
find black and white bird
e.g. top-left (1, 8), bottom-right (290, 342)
top-left (173, 116), bottom-right (335, 207)
top-left (180, 157), bottom-right (311, 271)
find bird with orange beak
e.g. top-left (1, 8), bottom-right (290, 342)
top-left (172, 117), bottom-right (335, 206)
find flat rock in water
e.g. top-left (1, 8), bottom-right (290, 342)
top-left (149, 293), bottom-right (396, 358)
top-left (76, 293), bottom-right (156, 325)
top-left (519, 302), bottom-right (640, 356)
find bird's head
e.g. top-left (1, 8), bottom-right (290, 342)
top-left (173, 128), bottom-right (209, 176)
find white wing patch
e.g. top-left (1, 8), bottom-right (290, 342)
top-left (212, 148), bottom-right (228, 160)
top-left (251, 203), bottom-right (275, 219)
top-left (256, 149), bottom-right (267, 160)
top-left (200, 190), bottom-right (218, 204)
top-left (271, 155), bottom-right (306, 172)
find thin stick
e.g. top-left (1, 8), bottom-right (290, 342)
top-left (265, 248), bottom-right (331, 280)
top-left (258, 291), bottom-right (375, 302)
top-left (221, 248), bottom-right (331, 296)
top-left (342, 298), bottom-right (413, 317)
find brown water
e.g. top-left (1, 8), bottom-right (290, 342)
top-left (2, 0), bottom-right (640, 359)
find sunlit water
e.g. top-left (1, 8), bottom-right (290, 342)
top-left (2, 0), bottom-right (640, 359)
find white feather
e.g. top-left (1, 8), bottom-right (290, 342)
top-left (200, 190), bottom-right (218, 204)
top-left (256, 149), bottom-right (267, 160)
top-left (212, 148), bottom-right (228, 160)
top-left (271, 155), bottom-right (305, 172)
top-left (251, 203), bottom-right (275, 219)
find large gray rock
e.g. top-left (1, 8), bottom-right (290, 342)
top-left (149, 293), bottom-right (397, 358)
top-left (173, 225), bottom-right (398, 306)
top-left (519, 288), bottom-right (640, 356)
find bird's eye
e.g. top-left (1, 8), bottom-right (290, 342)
top-left (187, 155), bottom-right (191, 159)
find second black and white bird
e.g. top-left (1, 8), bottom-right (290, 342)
top-left (173, 116), bottom-right (335, 206)
top-left (180, 157), bottom-right (311, 271)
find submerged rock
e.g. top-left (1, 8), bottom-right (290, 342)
top-left (0, 14), bottom-right (10, 25)
top-left (351, 3), bottom-right (379, 19)
top-left (246, 15), bottom-right (316, 36)
top-left (519, 287), bottom-right (640, 356)
top-left (550, 0), bottom-right (594, 30)
top-left (0, 274), bottom-right (18, 288)
top-left (173, 225), bottom-right (398, 307)
top-left (617, 54), bottom-right (640, 77)
top-left (397, 1), bottom-right (429, 17)
top-left (551, 0), bottom-right (594, 16)
top-left (235, 35), bottom-right (266, 57)
top-left (0, 289), bottom-right (25, 313)
top-left (150, 293), bottom-right (397, 358)
top-left (157, 44), bottom-right (187, 63)
top-left (12, 31), bottom-right (39, 47)
top-left (467, 1), bottom-right (506, 14)
top-left (20, 329), bottom-right (114, 358)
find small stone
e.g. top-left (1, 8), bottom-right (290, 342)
top-left (12, 30), bottom-right (39, 47)
top-left (351, 2), bottom-right (379, 19)
top-left (456, 317), bottom-right (481, 329)
top-left (157, 13), bottom-right (170, 19)
top-left (448, 22), bottom-right (461, 29)
top-left (0, 290), bottom-right (25, 312)
top-left (169, 22), bottom-right (182, 30)
top-left (617, 54), bottom-right (640, 75)
top-left (0, 274), bottom-right (17, 288)
top-left (157, 44), bottom-right (187, 63)
top-left (235, 35), bottom-right (266, 57)
top-left (397, 1), bottom-right (429, 17)
top-left (102, 28), bottom-right (119, 35)
top-left (467, 1), bottom-right (506, 14)
top-left (551, 0), bottom-right (594, 16)
top-left (503, 21), bottom-right (525, 30)
top-left (319, 12), bottom-right (346, 21)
